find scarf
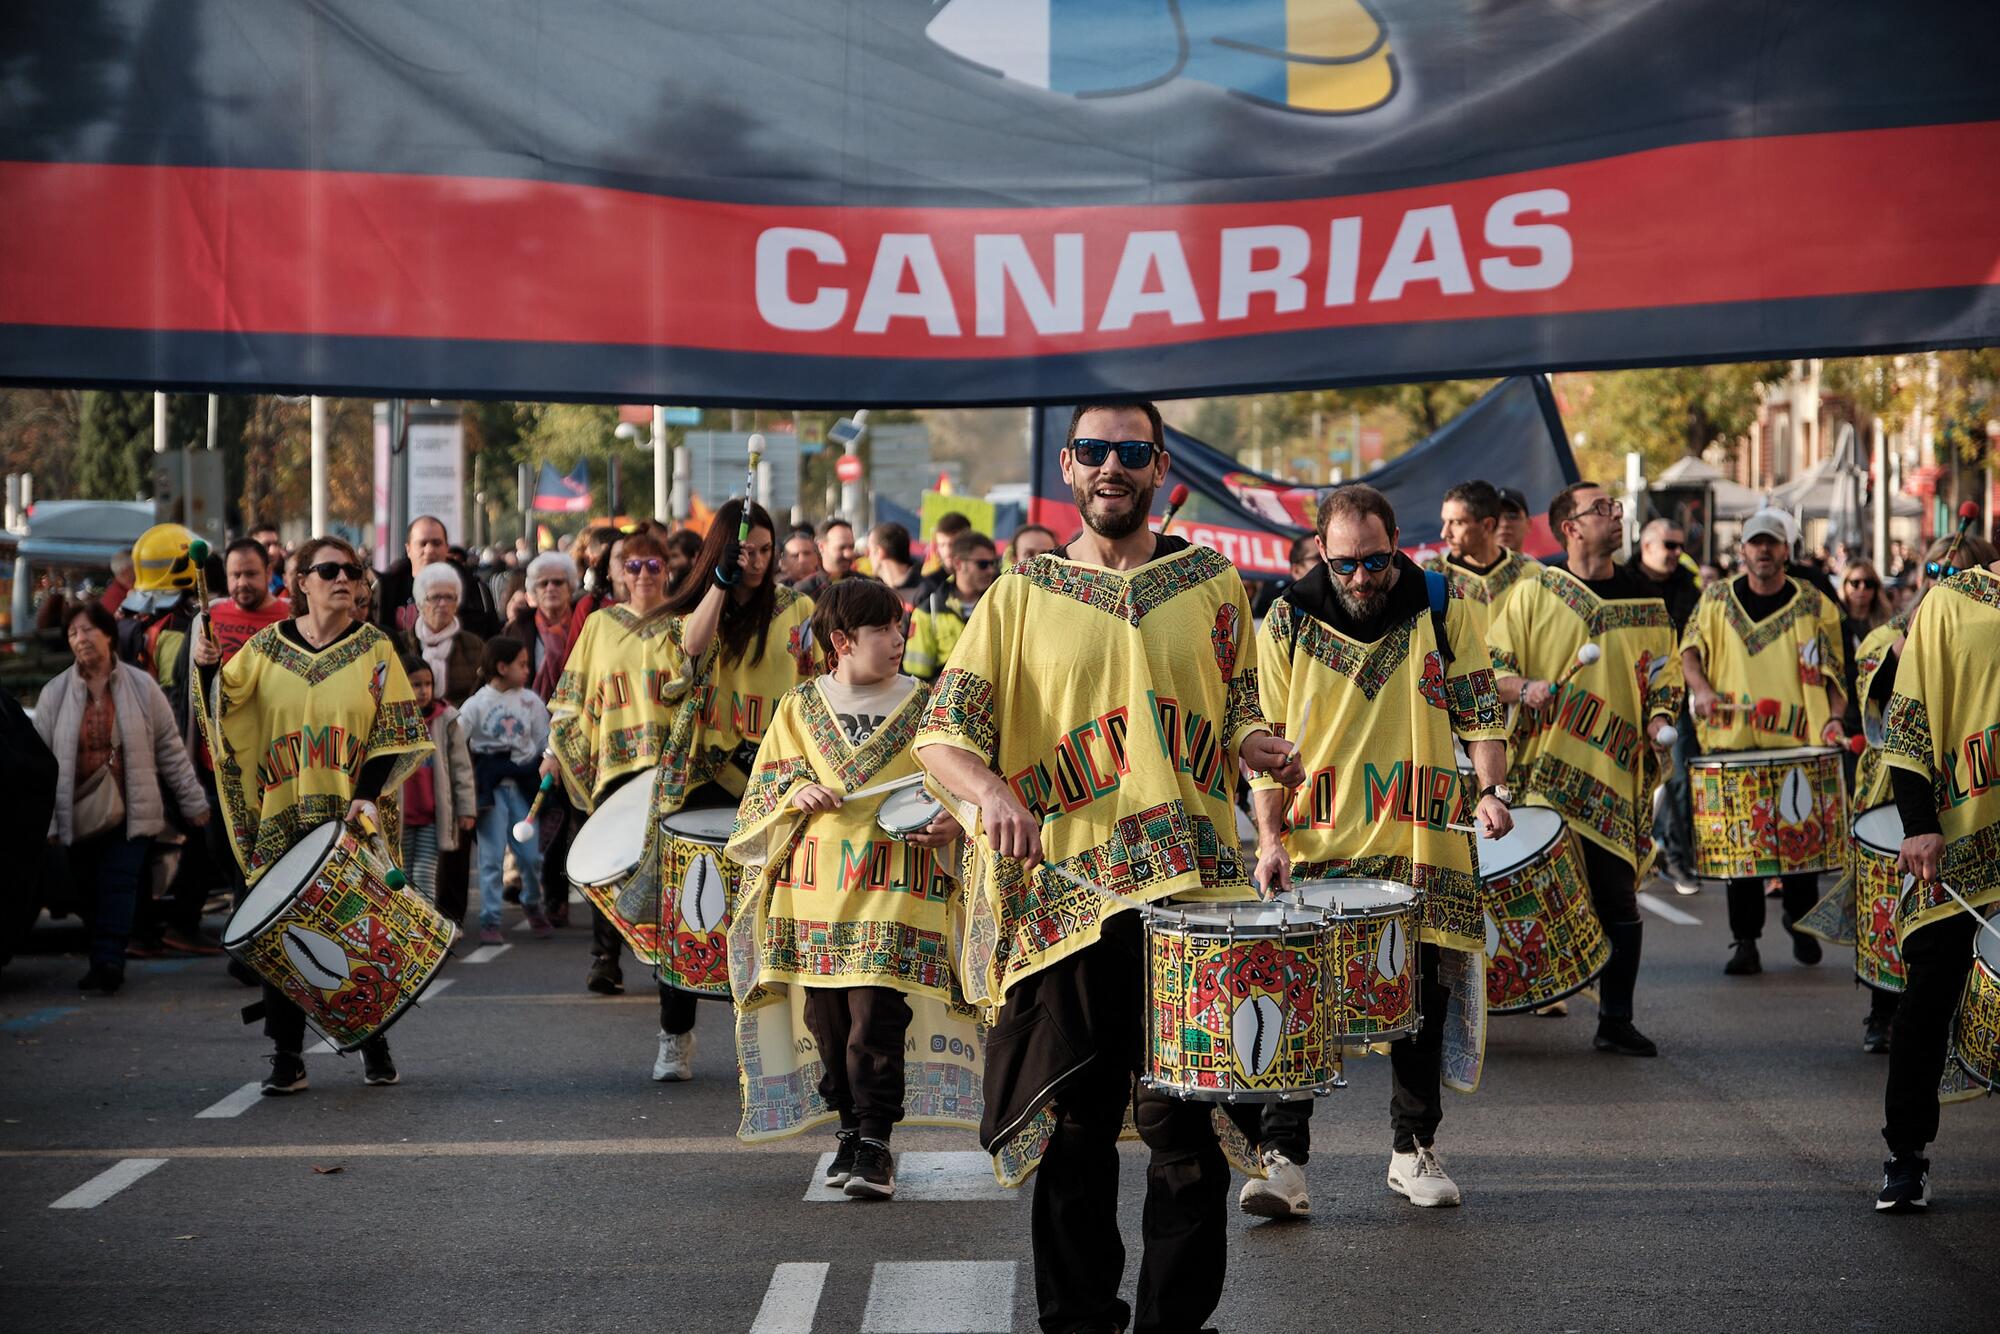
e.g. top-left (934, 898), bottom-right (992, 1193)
top-left (531, 610), bottom-right (570, 699)
top-left (415, 615), bottom-right (462, 695)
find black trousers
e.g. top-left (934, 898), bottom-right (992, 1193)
top-left (1028, 912), bottom-right (1232, 1334)
top-left (1882, 913), bottom-right (1980, 1156)
top-left (261, 983), bottom-right (386, 1055)
top-left (657, 980), bottom-right (698, 1035)
top-left (1578, 839), bottom-right (1643, 1024)
top-left (434, 842), bottom-right (471, 927)
top-left (1725, 872), bottom-right (1820, 942)
top-left (1255, 940), bottom-right (1451, 1163)
top-left (802, 984), bottom-right (912, 1141)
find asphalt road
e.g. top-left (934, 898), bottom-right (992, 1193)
top-left (4, 881), bottom-right (1996, 1334)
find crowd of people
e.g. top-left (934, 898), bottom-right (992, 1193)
top-left (6, 404), bottom-right (1996, 1334)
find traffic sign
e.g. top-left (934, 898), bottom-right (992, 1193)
top-left (835, 453), bottom-right (864, 484)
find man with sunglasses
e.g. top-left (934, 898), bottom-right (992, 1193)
top-left (1681, 509), bottom-right (1848, 977)
top-left (1425, 479), bottom-right (1539, 645)
top-left (1490, 483), bottom-right (1682, 1059)
top-left (902, 530), bottom-right (999, 682)
top-left (1244, 484), bottom-right (1512, 1221)
top-left (1870, 533), bottom-right (2000, 1212)
top-left (918, 401), bottom-right (1302, 1334)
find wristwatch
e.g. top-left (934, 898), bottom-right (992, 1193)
top-left (1478, 783), bottom-right (1511, 803)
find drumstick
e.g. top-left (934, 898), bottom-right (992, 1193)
top-left (741, 434), bottom-right (764, 537)
top-left (844, 772), bottom-right (926, 803)
top-left (510, 774), bottom-right (556, 842)
top-left (349, 809), bottom-right (411, 890)
top-left (1550, 642), bottom-right (1600, 690)
top-left (186, 537), bottom-right (219, 650)
top-left (1042, 859), bottom-right (1154, 912)
top-left (1929, 877), bottom-right (2000, 948)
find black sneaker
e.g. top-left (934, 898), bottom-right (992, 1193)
top-left (75, 964), bottom-right (124, 995)
top-left (844, 1138), bottom-right (895, 1199)
top-left (1875, 1154), bottom-right (1929, 1213)
top-left (261, 1052), bottom-right (309, 1096)
top-left (361, 1038), bottom-right (399, 1086)
top-left (1724, 939), bottom-right (1762, 976)
top-left (1863, 1015), bottom-right (1893, 1054)
top-left (1593, 1018), bottom-right (1659, 1057)
top-left (825, 1130), bottom-right (860, 1187)
top-left (1784, 918), bottom-right (1823, 966)
top-left (586, 957), bottom-right (625, 995)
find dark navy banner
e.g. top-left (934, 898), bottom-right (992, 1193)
top-left (1030, 376), bottom-right (1578, 577)
top-left (2, 2), bottom-right (1996, 403)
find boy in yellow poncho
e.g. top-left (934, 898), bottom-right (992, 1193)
top-left (1245, 484), bottom-right (1512, 1219)
top-left (1489, 482), bottom-right (1682, 1059)
top-left (917, 403), bottom-right (1300, 1334)
top-left (1872, 560), bottom-right (2000, 1212)
top-left (1680, 509), bottom-right (1847, 976)
top-left (725, 580), bottom-right (973, 1200)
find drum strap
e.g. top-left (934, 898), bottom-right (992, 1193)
top-left (1424, 569), bottom-right (1452, 668)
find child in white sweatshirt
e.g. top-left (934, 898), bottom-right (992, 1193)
top-left (458, 636), bottom-right (553, 944)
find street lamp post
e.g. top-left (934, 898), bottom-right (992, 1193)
top-left (615, 414), bottom-right (673, 522)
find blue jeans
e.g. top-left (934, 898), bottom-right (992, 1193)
top-left (1653, 704), bottom-right (1695, 870)
top-left (73, 830), bottom-right (152, 969)
top-left (477, 782), bottom-right (542, 929)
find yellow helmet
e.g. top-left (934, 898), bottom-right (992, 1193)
top-left (124, 523), bottom-right (200, 612)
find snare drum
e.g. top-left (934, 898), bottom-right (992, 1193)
top-left (658, 806), bottom-right (739, 995)
top-left (222, 821), bottom-right (455, 1052)
top-left (569, 769), bottom-right (664, 964)
top-left (1295, 880), bottom-right (1421, 1045)
top-left (1950, 924), bottom-right (2000, 1091)
top-left (877, 786), bottom-right (944, 841)
top-left (1476, 807), bottom-right (1609, 1014)
top-left (1850, 805), bottom-right (1907, 992)
top-left (1690, 745), bottom-right (1846, 880)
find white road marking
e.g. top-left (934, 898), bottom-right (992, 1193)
top-left (750, 1262), bottom-right (830, 1334)
top-left (195, 1082), bottom-right (266, 1119)
top-left (305, 1038), bottom-right (338, 1056)
top-left (805, 1150), bottom-right (1012, 1203)
top-left (463, 944), bottom-right (512, 963)
top-left (423, 978), bottom-right (456, 1000)
top-left (1638, 892), bottom-right (1702, 926)
top-left (861, 1261), bottom-right (1017, 1333)
top-left (50, 1158), bottom-right (167, 1209)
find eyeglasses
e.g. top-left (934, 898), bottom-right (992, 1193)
top-left (1845, 578), bottom-right (1880, 590)
top-left (1068, 438), bottom-right (1159, 469)
top-left (1925, 561), bottom-right (1959, 580)
top-left (533, 578), bottom-right (569, 589)
top-left (1658, 540), bottom-right (1684, 551)
top-left (625, 558), bottom-right (664, 576)
top-left (1326, 551), bottom-right (1395, 577)
top-left (1581, 499), bottom-right (1624, 519)
top-left (305, 561), bottom-right (365, 583)
top-left (422, 592), bottom-right (459, 606)
top-left (964, 558), bottom-right (999, 571)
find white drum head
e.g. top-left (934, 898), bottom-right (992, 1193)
top-left (224, 820), bottom-right (341, 947)
top-left (878, 787), bottom-right (943, 835)
top-left (1475, 806), bottom-right (1564, 878)
top-left (664, 804), bottom-right (737, 847)
top-left (568, 769), bottom-right (659, 885)
top-left (1696, 745), bottom-right (1837, 767)
top-left (1294, 878), bottom-right (1417, 916)
top-left (1152, 897), bottom-right (1330, 932)
top-left (1853, 803), bottom-right (1906, 857)
top-left (1978, 919), bottom-right (2000, 974)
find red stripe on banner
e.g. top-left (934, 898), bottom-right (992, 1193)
top-left (2, 122), bottom-right (1995, 358)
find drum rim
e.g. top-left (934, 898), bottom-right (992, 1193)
top-left (877, 786), bottom-right (943, 833)
top-left (323, 935), bottom-right (457, 1053)
top-left (1852, 802), bottom-right (1906, 858)
top-left (567, 772), bottom-right (662, 883)
top-left (222, 820), bottom-right (343, 949)
top-left (1690, 744), bottom-right (1840, 766)
top-left (1472, 805), bottom-right (1566, 879)
top-left (662, 802), bottom-right (737, 847)
top-left (1289, 878), bottom-right (1420, 918)
top-left (1141, 1022), bottom-right (1422, 1102)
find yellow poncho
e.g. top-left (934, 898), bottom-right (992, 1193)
top-left (682, 585), bottom-right (817, 800)
top-left (917, 543), bottom-right (1265, 1008)
top-left (546, 604), bottom-right (694, 809)
top-left (1880, 567), bottom-right (2000, 939)
top-left (1681, 577), bottom-right (1844, 753)
top-left (1251, 574), bottom-right (1505, 950)
top-left (1849, 613), bottom-right (1911, 811)
top-left (724, 675), bottom-right (983, 1142)
top-left (197, 622), bottom-right (431, 882)
top-left (1488, 566), bottom-right (1683, 870)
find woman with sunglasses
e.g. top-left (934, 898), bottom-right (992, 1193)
top-left (192, 535), bottom-right (434, 1094)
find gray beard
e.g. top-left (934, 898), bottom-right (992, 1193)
top-left (1332, 578), bottom-right (1389, 621)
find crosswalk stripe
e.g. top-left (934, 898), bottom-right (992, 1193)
top-left (49, 1158), bottom-right (168, 1209)
top-left (1637, 892), bottom-right (1702, 926)
top-left (194, 1081), bottom-right (265, 1118)
top-left (463, 944), bottom-right (511, 963)
top-left (749, 1262), bottom-right (830, 1334)
top-left (861, 1261), bottom-right (1017, 1333)
top-left (805, 1150), bottom-right (1012, 1202)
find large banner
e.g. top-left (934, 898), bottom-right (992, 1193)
top-left (1031, 376), bottom-right (1577, 577)
top-left (3, 2), bottom-right (1996, 404)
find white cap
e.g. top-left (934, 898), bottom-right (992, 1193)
top-left (1741, 509), bottom-right (1793, 546)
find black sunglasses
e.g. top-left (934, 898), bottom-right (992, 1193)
top-left (965, 558), bottom-right (999, 571)
top-left (1925, 561), bottom-right (1959, 580)
top-left (305, 561), bottom-right (365, 582)
top-left (1845, 577), bottom-right (1879, 590)
top-left (1069, 438), bottom-right (1159, 469)
top-left (625, 558), bottom-right (665, 576)
top-left (1327, 551), bottom-right (1395, 576)
top-left (1659, 540), bottom-right (1684, 551)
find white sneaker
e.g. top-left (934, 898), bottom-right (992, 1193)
top-left (1238, 1149), bottom-right (1311, 1219)
top-left (652, 1029), bottom-right (694, 1081)
top-left (1387, 1144), bottom-right (1462, 1207)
